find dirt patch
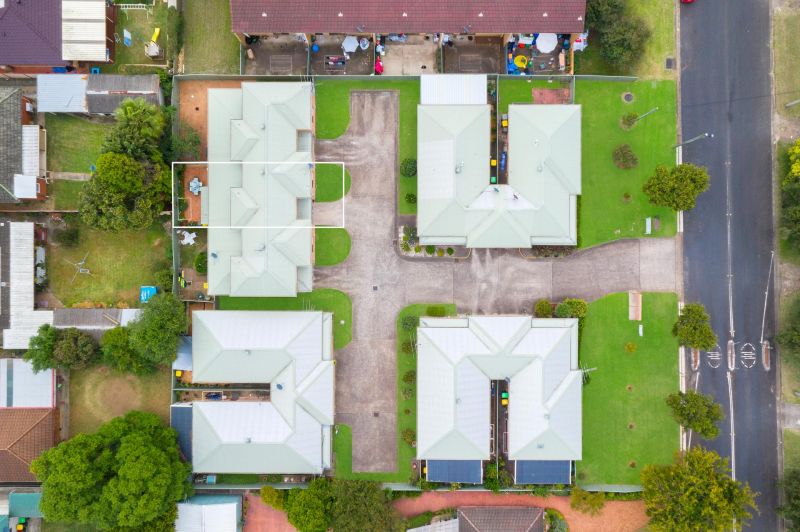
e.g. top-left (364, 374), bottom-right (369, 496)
top-left (532, 88), bottom-right (571, 105)
top-left (177, 79), bottom-right (243, 159)
top-left (244, 493), bottom-right (296, 532)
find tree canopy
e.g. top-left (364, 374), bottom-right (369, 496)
top-left (778, 296), bottom-right (800, 368)
top-left (24, 324), bottom-right (100, 371)
top-left (31, 411), bottom-right (191, 531)
top-left (101, 326), bottom-right (151, 375)
top-left (585, 0), bottom-right (649, 69)
top-left (127, 292), bottom-right (187, 369)
top-left (643, 164), bottom-right (711, 211)
top-left (102, 98), bottom-right (166, 160)
top-left (780, 469), bottom-right (800, 528)
top-left (286, 478), bottom-right (333, 532)
top-left (641, 447), bottom-right (757, 531)
top-left (666, 390), bottom-right (723, 440)
top-left (672, 302), bottom-right (718, 350)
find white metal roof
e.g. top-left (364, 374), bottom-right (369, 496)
top-left (3, 223), bottom-right (53, 350)
top-left (61, 0), bottom-right (108, 62)
top-left (0, 359), bottom-right (55, 407)
top-left (206, 82), bottom-right (314, 297)
top-left (36, 74), bottom-right (88, 113)
top-left (416, 316), bottom-right (582, 462)
top-left (175, 500), bottom-right (238, 532)
top-left (21, 125), bottom-right (39, 177)
top-left (189, 311), bottom-right (334, 474)
top-left (421, 74), bottom-right (488, 105)
top-left (13, 175), bottom-right (37, 200)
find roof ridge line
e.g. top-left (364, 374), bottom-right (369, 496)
top-left (7, 408), bottom-right (52, 457)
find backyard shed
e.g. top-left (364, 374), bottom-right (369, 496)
top-left (175, 495), bottom-right (241, 532)
top-left (421, 74), bottom-right (487, 105)
top-left (36, 74), bottom-right (89, 113)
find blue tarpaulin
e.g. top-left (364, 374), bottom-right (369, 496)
top-left (139, 285), bottom-right (157, 303)
top-left (426, 460), bottom-right (483, 484)
top-left (514, 460), bottom-right (571, 485)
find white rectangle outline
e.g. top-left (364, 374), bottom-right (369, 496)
top-left (170, 160), bottom-right (346, 229)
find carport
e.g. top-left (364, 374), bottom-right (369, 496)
top-left (514, 460), bottom-right (572, 484)
top-left (426, 460), bottom-right (483, 484)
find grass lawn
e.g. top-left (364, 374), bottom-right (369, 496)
top-left (315, 163), bottom-right (352, 202)
top-left (183, 0), bottom-right (241, 74)
top-left (69, 365), bottom-right (172, 436)
top-left (52, 180), bottom-right (84, 211)
top-left (775, 11), bottom-right (800, 119)
top-left (576, 292), bottom-right (680, 485)
top-left (314, 78), bottom-right (420, 215)
top-left (216, 473), bottom-right (260, 484)
top-left (47, 220), bottom-right (170, 307)
top-left (100, 4), bottom-right (176, 74)
top-left (218, 288), bottom-right (352, 349)
top-left (46, 115), bottom-right (113, 173)
top-left (315, 228), bottom-right (351, 266)
top-left (333, 303), bottom-right (456, 481)
top-left (777, 142), bottom-right (800, 266)
top-left (575, 79), bottom-right (677, 247)
top-left (786, 430), bottom-right (800, 471)
top-left (575, 0), bottom-right (675, 80)
top-left (497, 78), bottom-right (563, 114)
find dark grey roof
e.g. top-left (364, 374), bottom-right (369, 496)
top-left (458, 507), bottom-right (544, 532)
top-left (426, 460), bottom-right (482, 484)
top-left (0, 0), bottom-right (64, 66)
top-left (0, 89), bottom-right (21, 203)
top-left (86, 75), bottom-right (163, 114)
top-left (513, 460), bottom-right (571, 485)
top-left (171, 404), bottom-right (193, 462)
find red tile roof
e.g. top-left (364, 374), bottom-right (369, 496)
top-left (230, 1), bottom-right (586, 35)
top-left (0, 408), bottom-right (58, 483)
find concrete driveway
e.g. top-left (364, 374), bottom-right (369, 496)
top-left (315, 91), bottom-right (678, 473)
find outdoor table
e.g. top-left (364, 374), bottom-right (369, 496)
top-left (536, 33), bottom-right (558, 53)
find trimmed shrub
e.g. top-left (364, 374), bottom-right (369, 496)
top-left (563, 298), bottom-right (589, 318)
top-left (401, 241), bottom-right (411, 252)
top-left (154, 269), bottom-right (174, 292)
top-left (401, 340), bottom-right (415, 355)
top-left (194, 251), bottom-right (207, 274)
top-left (260, 486), bottom-right (285, 510)
top-left (402, 429), bottom-right (416, 445)
top-left (621, 112), bottom-right (638, 129)
top-left (401, 158), bottom-right (417, 177)
top-left (446, 247), bottom-right (454, 256)
top-left (425, 245), bottom-right (435, 255)
top-left (612, 144), bottom-right (639, 169)
top-left (426, 306), bottom-right (447, 317)
top-left (405, 193), bottom-right (417, 205)
top-left (570, 487), bottom-right (606, 515)
top-left (554, 302), bottom-right (572, 318)
top-left (436, 248), bottom-right (444, 257)
top-left (401, 315), bottom-right (420, 331)
top-left (402, 387), bottom-right (414, 400)
top-left (403, 370), bottom-right (416, 384)
top-left (534, 299), bottom-right (553, 318)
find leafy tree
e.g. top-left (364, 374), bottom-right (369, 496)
top-left (643, 164), bottom-right (711, 211)
top-left (31, 411), bottom-right (191, 530)
top-left (260, 486), bottom-right (285, 510)
top-left (154, 268), bottom-right (174, 292)
top-left (597, 17), bottom-right (650, 69)
top-left (24, 325), bottom-right (100, 371)
top-left (534, 299), bottom-right (553, 318)
top-left (555, 298), bottom-right (588, 319)
top-left (286, 478), bottom-right (333, 532)
top-left (401, 429), bottom-right (416, 446)
top-left (672, 303), bottom-right (717, 350)
top-left (102, 98), bottom-right (166, 160)
top-left (666, 390), bottom-right (723, 439)
top-left (127, 293), bottom-right (187, 368)
top-left (570, 487), bottom-right (605, 516)
top-left (612, 144), bottom-right (639, 169)
top-left (640, 447), bottom-right (757, 531)
top-left (101, 327), bottom-right (152, 375)
top-left (94, 152), bottom-right (146, 196)
top-left (585, 0), bottom-right (624, 28)
top-left (400, 158), bottom-right (417, 177)
top-left (331, 479), bottom-right (401, 532)
top-left (194, 251), bottom-right (207, 275)
top-left (780, 469), bottom-right (800, 527)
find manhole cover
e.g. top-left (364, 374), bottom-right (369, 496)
top-left (665, 57), bottom-right (675, 70)
top-left (622, 92), bottom-right (634, 103)
top-left (373, 411), bottom-right (380, 417)
top-left (373, 285), bottom-right (378, 291)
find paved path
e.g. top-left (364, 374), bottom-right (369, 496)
top-left (393, 491), bottom-right (649, 532)
top-left (50, 172), bottom-right (91, 181)
top-left (783, 402), bottom-right (800, 430)
top-left (314, 91), bottom-right (678, 472)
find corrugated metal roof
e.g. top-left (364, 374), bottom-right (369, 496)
top-left (417, 87), bottom-right (582, 247)
top-left (0, 359), bottom-right (54, 407)
top-left (421, 75), bottom-right (487, 105)
top-left (171, 404), bottom-right (193, 462)
top-left (206, 82), bottom-right (314, 297)
top-left (417, 317), bottom-right (581, 462)
top-left (2, 223), bottom-right (53, 350)
top-left (21, 125), bottom-right (39, 177)
top-left (36, 74), bottom-right (88, 113)
top-left (176, 497), bottom-right (238, 532)
top-left (86, 74), bottom-right (163, 114)
top-left (426, 459), bottom-right (483, 484)
top-left (514, 460), bottom-right (571, 485)
top-left (61, 0), bottom-right (108, 62)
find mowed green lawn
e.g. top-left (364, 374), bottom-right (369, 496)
top-left (183, 0), bottom-right (241, 74)
top-left (218, 288), bottom-right (352, 349)
top-left (315, 228), bottom-right (351, 266)
top-left (497, 78), bottom-right (564, 114)
top-left (575, 79), bottom-right (677, 247)
top-left (334, 303), bottom-right (456, 481)
top-left (47, 220), bottom-right (170, 307)
top-left (577, 292), bottom-right (680, 485)
top-left (314, 78), bottom-right (420, 215)
top-left (46, 115), bottom-right (113, 173)
top-left (785, 430), bottom-right (800, 471)
top-left (775, 11), bottom-right (800, 118)
top-left (52, 180), bottom-right (84, 211)
top-left (315, 162), bottom-right (352, 202)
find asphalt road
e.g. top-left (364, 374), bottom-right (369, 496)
top-left (680, 0), bottom-right (778, 529)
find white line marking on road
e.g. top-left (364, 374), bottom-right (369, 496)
top-left (707, 343), bottom-right (722, 369)
top-left (725, 158), bottom-right (735, 337)
top-left (740, 343), bottom-right (757, 369)
top-left (760, 250), bottom-right (775, 344)
top-left (728, 370), bottom-right (736, 480)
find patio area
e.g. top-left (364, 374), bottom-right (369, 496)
top-left (506, 34), bottom-right (571, 75)
top-left (379, 34), bottom-right (439, 75)
top-left (243, 34), bottom-right (308, 75)
top-left (310, 34), bottom-right (374, 75)
top-left (442, 35), bottom-right (504, 73)
top-left (180, 164), bottom-right (207, 224)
